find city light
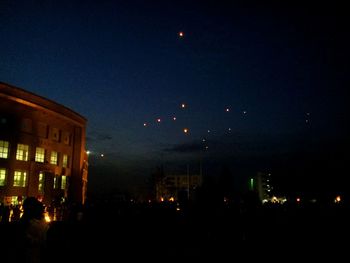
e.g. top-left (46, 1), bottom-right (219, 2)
top-left (250, 178), bottom-right (254, 190)
top-left (44, 211), bottom-right (51, 223)
top-left (335, 196), bottom-right (341, 203)
top-left (84, 150), bottom-right (105, 158)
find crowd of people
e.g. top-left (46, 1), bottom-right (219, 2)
top-left (0, 195), bottom-right (349, 262)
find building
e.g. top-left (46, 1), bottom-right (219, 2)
top-left (249, 172), bottom-right (286, 204)
top-left (0, 82), bottom-right (88, 207)
top-left (249, 172), bottom-right (273, 202)
top-left (156, 173), bottom-right (202, 202)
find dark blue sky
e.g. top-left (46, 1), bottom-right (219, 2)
top-left (1, 0), bottom-right (349, 194)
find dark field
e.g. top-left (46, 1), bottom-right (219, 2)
top-left (1, 201), bottom-right (349, 262)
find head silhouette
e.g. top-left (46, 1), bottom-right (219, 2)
top-left (22, 197), bottom-right (45, 220)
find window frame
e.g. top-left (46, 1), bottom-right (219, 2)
top-left (16, 144), bottom-right (29, 161)
top-left (0, 140), bottom-right (9, 159)
top-left (35, 147), bottom-right (45, 163)
top-left (13, 170), bottom-right (27, 187)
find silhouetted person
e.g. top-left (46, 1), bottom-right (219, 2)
top-left (1, 204), bottom-right (11, 222)
top-left (11, 205), bottom-right (22, 222)
top-left (17, 197), bottom-right (49, 263)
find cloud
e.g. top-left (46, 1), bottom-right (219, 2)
top-left (96, 134), bottom-right (112, 141)
top-left (163, 142), bottom-right (204, 153)
top-left (161, 132), bottom-right (307, 158)
top-left (86, 131), bottom-right (112, 143)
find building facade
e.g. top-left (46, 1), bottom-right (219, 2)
top-left (249, 172), bottom-right (286, 203)
top-left (249, 172), bottom-right (273, 202)
top-left (156, 174), bottom-right (202, 202)
top-left (0, 82), bottom-right (88, 207)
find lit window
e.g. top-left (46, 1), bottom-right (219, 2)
top-left (13, 170), bottom-right (27, 187)
top-left (0, 168), bottom-right (7, 186)
top-left (38, 172), bottom-right (45, 193)
top-left (11, 196), bottom-right (20, 206)
top-left (61, 176), bottom-right (67, 190)
top-left (35, 147), bottom-right (45, 163)
top-left (53, 175), bottom-right (60, 189)
top-left (62, 154), bottom-right (69, 168)
top-left (16, 144), bottom-right (29, 161)
top-left (50, 151), bottom-right (58, 165)
top-left (0, 140), bottom-right (9, 159)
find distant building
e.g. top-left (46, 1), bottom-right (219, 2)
top-left (156, 173), bottom-right (202, 202)
top-left (249, 172), bottom-right (286, 204)
top-left (250, 172), bottom-right (273, 202)
top-left (0, 82), bottom-right (88, 207)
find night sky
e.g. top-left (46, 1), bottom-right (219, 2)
top-left (1, 0), bottom-right (349, 196)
